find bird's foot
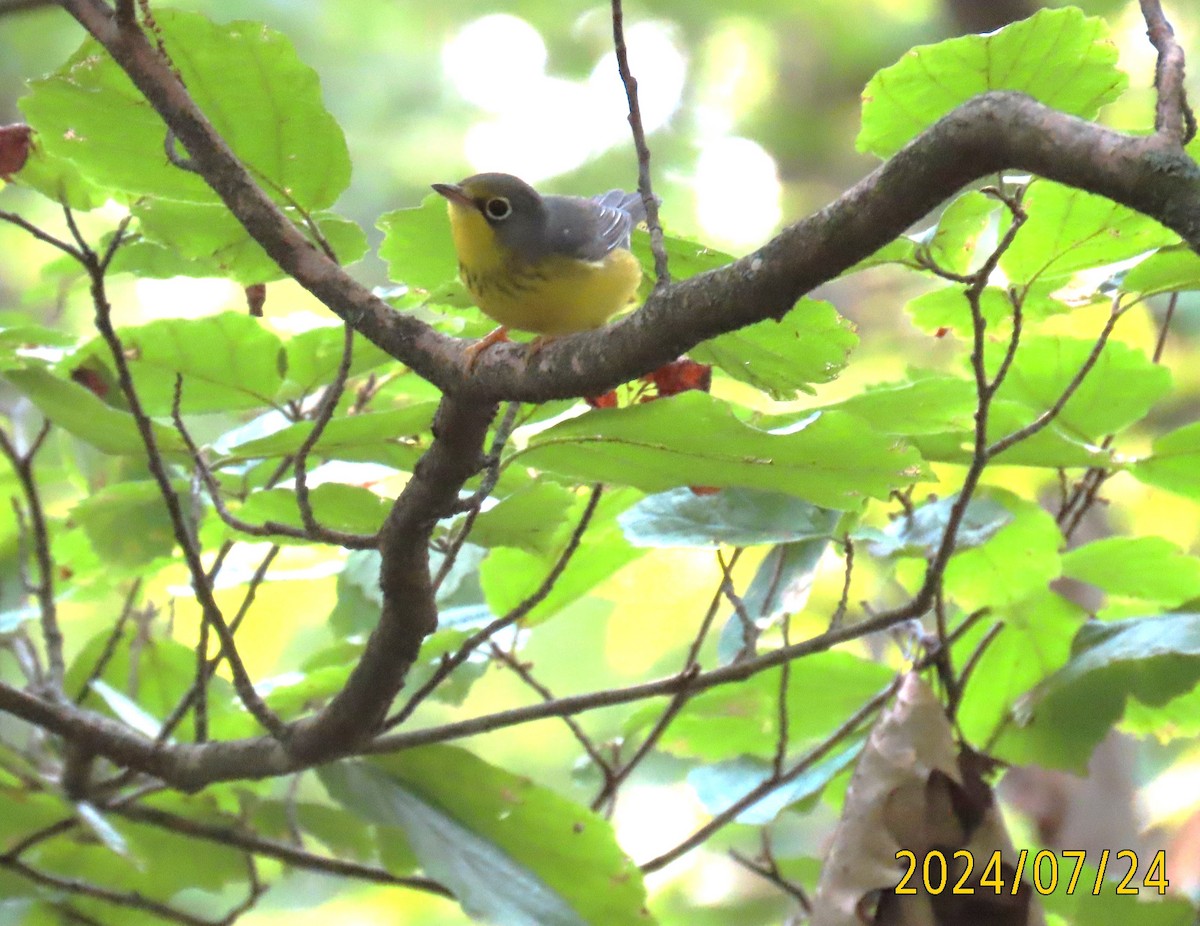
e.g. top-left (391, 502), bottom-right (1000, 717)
top-left (464, 326), bottom-right (511, 372)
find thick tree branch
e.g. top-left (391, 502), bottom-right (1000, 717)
top-left (1141, 0), bottom-right (1195, 143)
top-left (287, 395), bottom-right (496, 762)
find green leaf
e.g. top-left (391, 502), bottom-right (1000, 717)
top-left (619, 487), bottom-right (839, 548)
top-left (1120, 246), bottom-right (1200, 296)
top-left (378, 195), bottom-right (460, 292)
top-left (2, 367), bottom-right (185, 456)
top-left (105, 239), bottom-right (218, 280)
top-left (1062, 536), bottom-right (1200, 606)
top-left (630, 653), bottom-right (894, 761)
top-left (250, 797), bottom-right (384, 865)
top-left (77, 312), bottom-right (286, 415)
top-left (1000, 182), bottom-right (1177, 285)
top-left (924, 190), bottom-right (999, 275)
top-left (130, 200), bottom-right (367, 284)
top-left (70, 481), bottom-right (180, 569)
top-left (516, 393), bottom-right (927, 510)
top-left (12, 138), bottom-right (103, 210)
top-left (220, 404), bottom-right (436, 469)
top-left (480, 489), bottom-right (640, 626)
top-left (954, 590), bottom-right (1086, 762)
top-left (0, 785), bottom-right (72, 855)
top-left (817, 374), bottom-right (975, 436)
top-left (281, 326), bottom-right (394, 398)
top-left (912, 398), bottom-right (1112, 468)
top-left (235, 484), bottom-right (389, 538)
top-left (942, 495), bottom-right (1062, 611)
top-left (858, 8), bottom-right (1127, 158)
top-left (687, 741), bottom-right (862, 825)
top-left (470, 483), bottom-right (578, 555)
top-left (321, 749), bottom-right (652, 926)
top-left (1131, 421), bottom-right (1200, 501)
top-left (258, 665), bottom-right (351, 718)
top-left (989, 335), bottom-right (1172, 442)
top-left (20, 9), bottom-right (350, 208)
top-left (869, 494), bottom-right (1013, 558)
top-left (65, 627), bottom-right (239, 743)
top-left (716, 537), bottom-right (832, 664)
top-left (1011, 614), bottom-right (1200, 772)
top-left (632, 231), bottom-right (732, 281)
top-left (905, 282), bottom-right (1074, 335)
top-left (689, 299), bottom-right (857, 398)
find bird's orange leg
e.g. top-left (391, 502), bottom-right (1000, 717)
top-left (464, 326), bottom-right (511, 372)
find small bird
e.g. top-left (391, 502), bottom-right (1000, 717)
top-left (432, 172), bottom-right (646, 366)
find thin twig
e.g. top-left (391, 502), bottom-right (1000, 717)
top-left (772, 613), bottom-right (792, 776)
top-left (0, 422), bottom-right (64, 689)
top-left (1152, 291), bottom-right (1178, 363)
top-left (729, 845), bottom-right (812, 909)
top-left (717, 547), bottom-right (756, 660)
top-left (591, 665), bottom-right (699, 814)
top-left (830, 536), bottom-right (854, 628)
top-left (367, 585), bottom-right (963, 756)
top-left (74, 580), bottom-right (142, 704)
top-left (0, 210), bottom-right (84, 260)
top-left (386, 485), bottom-right (604, 729)
top-left (611, 0), bottom-right (669, 286)
top-left (294, 323), bottom-right (353, 535)
top-left (193, 611), bottom-right (210, 743)
top-left (98, 215), bottom-right (133, 272)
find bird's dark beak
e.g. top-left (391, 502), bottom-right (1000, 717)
top-left (432, 182), bottom-right (476, 210)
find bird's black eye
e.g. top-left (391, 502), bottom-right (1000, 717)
top-left (485, 197), bottom-right (512, 220)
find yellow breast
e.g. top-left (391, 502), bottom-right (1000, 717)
top-left (446, 202), bottom-right (643, 336)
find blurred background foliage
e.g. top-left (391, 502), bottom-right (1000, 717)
top-left (2, 1), bottom-right (1200, 924)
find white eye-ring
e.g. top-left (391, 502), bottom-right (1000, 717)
top-left (485, 197), bottom-right (512, 220)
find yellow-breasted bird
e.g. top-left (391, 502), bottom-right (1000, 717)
top-left (432, 173), bottom-right (646, 366)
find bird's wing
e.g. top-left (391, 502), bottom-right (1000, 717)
top-left (545, 193), bottom-right (642, 262)
top-left (593, 189), bottom-right (648, 224)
